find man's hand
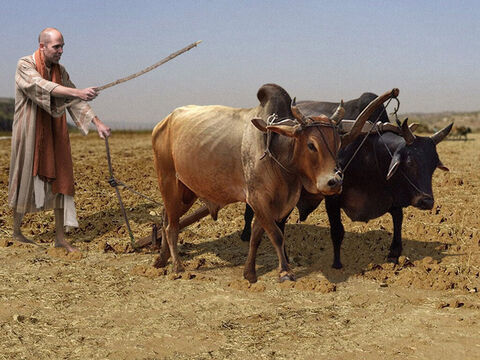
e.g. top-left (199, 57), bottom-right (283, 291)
top-left (92, 117), bottom-right (111, 139)
top-left (76, 87), bottom-right (99, 101)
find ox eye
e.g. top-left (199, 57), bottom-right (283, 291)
top-left (307, 142), bottom-right (317, 152)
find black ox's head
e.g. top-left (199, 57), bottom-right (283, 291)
top-left (386, 119), bottom-right (452, 210)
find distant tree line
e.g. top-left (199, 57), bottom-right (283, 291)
top-left (0, 98), bottom-right (14, 132)
top-left (0, 98), bottom-right (77, 133)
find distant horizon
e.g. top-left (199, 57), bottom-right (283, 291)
top-left (1, 95), bottom-right (479, 131)
top-left (1, 1), bottom-right (479, 130)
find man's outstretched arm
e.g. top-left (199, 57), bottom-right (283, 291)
top-left (51, 85), bottom-right (98, 101)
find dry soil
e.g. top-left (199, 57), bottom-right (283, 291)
top-left (0, 132), bottom-right (479, 359)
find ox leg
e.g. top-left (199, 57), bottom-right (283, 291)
top-left (243, 216), bottom-right (294, 283)
top-left (240, 205), bottom-right (289, 250)
top-left (243, 218), bottom-right (264, 283)
top-left (242, 206), bottom-right (291, 267)
top-left (154, 180), bottom-right (196, 272)
top-left (153, 210), bottom-right (171, 268)
top-left (325, 196), bottom-right (345, 269)
top-left (277, 216), bottom-right (290, 264)
top-left (164, 219), bottom-right (184, 273)
top-left (240, 204), bottom-right (255, 242)
top-left (296, 193), bottom-right (323, 222)
top-left (259, 214), bottom-right (295, 282)
top-left (387, 207), bottom-right (403, 263)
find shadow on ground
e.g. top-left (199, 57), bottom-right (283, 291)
top-left (165, 222), bottom-right (451, 284)
top-left (30, 203), bottom-right (160, 244)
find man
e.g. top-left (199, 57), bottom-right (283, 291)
top-left (8, 27), bottom-right (111, 252)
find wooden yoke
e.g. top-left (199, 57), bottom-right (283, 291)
top-left (341, 88), bottom-right (399, 147)
top-left (338, 119), bottom-right (418, 135)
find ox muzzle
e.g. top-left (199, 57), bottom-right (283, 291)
top-left (412, 193), bottom-right (434, 210)
top-left (320, 168), bottom-right (343, 195)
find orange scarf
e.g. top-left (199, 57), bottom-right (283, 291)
top-left (32, 49), bottom-right (74, 196)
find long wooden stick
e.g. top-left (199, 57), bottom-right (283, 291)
top-left (57, 40), bottom-right (202, 112)
top-left (97, 40), bottom-right (202, 91)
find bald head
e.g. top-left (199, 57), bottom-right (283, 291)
top-left (38, 28), bottom-right (64, 65)
top-left (38, 27), bottom-right (63, 44)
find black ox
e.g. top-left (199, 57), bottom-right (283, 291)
top-left (241, 92), bottom-right (453, 269)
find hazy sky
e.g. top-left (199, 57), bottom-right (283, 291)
top-left (1, 1), bottom-right (479, 129)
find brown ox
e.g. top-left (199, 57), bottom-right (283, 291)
top-left (152, 84), bottom-right (369, 282)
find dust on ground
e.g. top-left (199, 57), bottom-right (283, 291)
top-left (0, 132), bottom-right (479, 359)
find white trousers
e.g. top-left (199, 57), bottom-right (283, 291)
top-left (33, 176), bottom-right (79, 227)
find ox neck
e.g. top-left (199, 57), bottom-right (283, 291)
top-left (373, 133), bottom-right (400, 177)
top-left (266, 131), bottom-right (297, 174)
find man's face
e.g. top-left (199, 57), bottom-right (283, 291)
top-left (40, 32), bottom-right (64, 65)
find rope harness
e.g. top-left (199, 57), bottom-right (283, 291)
top-left (260, 113), bottom-right (341, 177)
top-left (373, 125), bottom-right (431, 198)
top-left (344, 97), bottom-right (430, 198)
top-left (341, 97), bottom-right (395, 173)
top-left (259, 114), bottom-right (294, 173)
top-left (258, 94), bottom-right (427, 198)
top-left (303, 119), bottom-right (343, 182)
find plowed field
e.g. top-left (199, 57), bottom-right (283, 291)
top-left (0, 131), bottom-right (479, 359)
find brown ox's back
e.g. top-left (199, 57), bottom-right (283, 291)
top-left (152, 105), bottom-right (253, 207)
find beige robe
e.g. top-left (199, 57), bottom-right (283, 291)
top-left (8, 55), bottom-right (96, 225)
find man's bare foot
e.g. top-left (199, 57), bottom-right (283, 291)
top-left (13, 232), bottom-right (39, 246)
top-left (54, 238), bottom-right (78, 253)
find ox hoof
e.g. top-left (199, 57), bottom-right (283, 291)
top-left (332, 262), bottom-right (343, 270)
top-left (387, 256), bottom-right (399, 264)
top-left (278, 272), bottom-right (296, 283)
top-left (243, 272), bottom-right (257, 284)
top-left (240, 231), bottom-right (250, 242)
top-left (153, 256), bottom-right (168, 269)
top-left (172, 263), bottom-right (185, 274)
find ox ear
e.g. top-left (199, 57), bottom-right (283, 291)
top-left (251, 117), bottom-right (268, 132)
top-left (437, 160), bottom-right (449, 172)
top-left (386, 153), bottom-right (401, 180)
top-left (266, 124), bottom-right (300, 138)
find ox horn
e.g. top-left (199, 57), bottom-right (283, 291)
top-left (401, 118), bottom-right (416, 145)
top-left (330, 100), bottom-right (345, 124)
top-left (341, 88), bottom-right (400, 147)
top-left (291, 97), bottom-right (308, 126)
top-left (430, 123), bottom-right (453, 145)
